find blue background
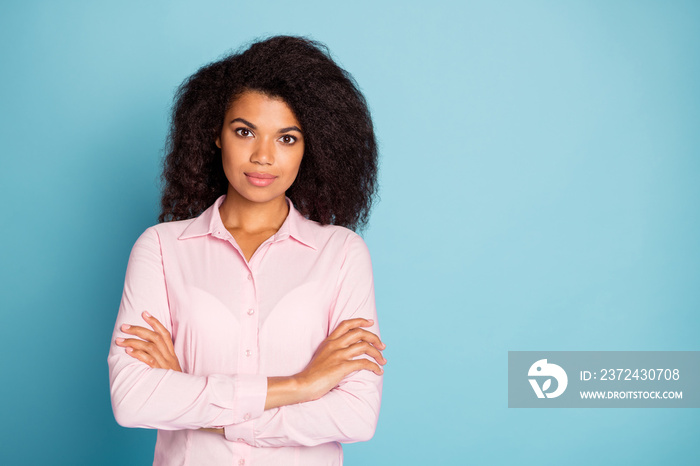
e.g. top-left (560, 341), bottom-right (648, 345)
top-left (1, 1), bottom-right (698, 464)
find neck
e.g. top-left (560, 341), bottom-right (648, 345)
top-left (218, 189), bottom-right (290, 234)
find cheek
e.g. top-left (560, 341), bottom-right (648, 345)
top-left (291, 145), bottom-right (304, 173)
top-left (220, 142), bottom-right (245, 170)
top-left (220, 154), bottom-right (244, 188)
top-left (287, 154), bottom-right (304, 181)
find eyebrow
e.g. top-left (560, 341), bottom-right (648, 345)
top-left (278, 125), bottom-right (303, 134)
top-left (230, 118), bottom-right (302, 134)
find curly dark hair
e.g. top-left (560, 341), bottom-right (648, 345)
top-left (159, 35), bottom-right (378, 231)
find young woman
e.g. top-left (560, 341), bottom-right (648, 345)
top-left (108, 36), bottom-right (385, 465)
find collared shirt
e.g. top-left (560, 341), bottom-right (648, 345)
top-left (108, 195), bottom-right (382, 466)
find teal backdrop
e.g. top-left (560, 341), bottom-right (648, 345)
top-left (1, 1), bottom-right (698, 464)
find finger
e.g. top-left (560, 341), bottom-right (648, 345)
top-left (200, 427), bottom-right (224, 435)
top-left (337, 328), bottom-right (385, 349)
top-left (120, 324), bottom-right (160, 343)
top-left (142, 311), bottom-right (175, 353)
top-left (121, 323), bottom-right (171, 361)
top-left (116, 337), bottom-right (170, 368)
top-left (125, 347), bottom-right (158, 368)
top-left (344, 341), bottom-right (387, 365)
top-left (141, 311), bottom-right (176, 355)
top-left (116, 337), bottom-right (155, 353)
top-left (347, 358), bottom-right (384, 376)
top-left (328, 318), bottom-right (374, 340)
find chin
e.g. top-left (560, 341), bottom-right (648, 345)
top-left (230, 187), bottom-right (287, 205)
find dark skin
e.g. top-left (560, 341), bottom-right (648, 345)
top-left (116, 91), bottom-right (386, 434)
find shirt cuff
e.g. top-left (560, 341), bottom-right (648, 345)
top-left (222, 375), bottom-right (269, 444)
top-left (224, 416), bottom-right (257, 445)
top-left (209, 373), bottom-right (266, 429)
top-left (232, 374), bottom-right (267, 423)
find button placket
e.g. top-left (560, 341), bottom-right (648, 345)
top-left (239, 268), bottom-right (259, 375)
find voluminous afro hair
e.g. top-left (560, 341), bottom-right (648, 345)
top-left (159, 35), bottom-right (378, 231)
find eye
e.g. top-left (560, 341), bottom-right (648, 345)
top-left (279, 134), bottom-right (297, 145)
top-left (235, 127), bottom-right (253, 138)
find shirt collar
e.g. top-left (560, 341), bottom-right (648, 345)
top-left (178, 195), bottom-right (318, 250)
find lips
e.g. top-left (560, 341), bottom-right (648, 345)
top-left (245, 172), bottom-right (276, 179)
top-left (245, 172), bottom-right (277, 187)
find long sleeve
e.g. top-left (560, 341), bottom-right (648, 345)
top-left (224, 234), bottom-right (383, 447)
top-left (107, 227), bottom-right (267, 430)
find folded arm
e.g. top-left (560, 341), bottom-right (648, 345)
top-left (108, 227), bottom-right (268, 430)
top-left (224, 234), bottom-right (385, 447)
top-left (110, 229), bottom-right (384, 442)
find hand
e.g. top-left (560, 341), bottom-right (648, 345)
top-left (116, 313), bottom-right (220, 436)
top-left (294, 318), bottom-right (386, 402)
top-left (115, 311), bottom-right (182, 372)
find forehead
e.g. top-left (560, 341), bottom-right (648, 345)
top-left (225, 91), bottom-right (300, 126)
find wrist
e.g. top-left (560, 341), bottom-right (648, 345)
top-left (265, 375), bottom-right (308, 410)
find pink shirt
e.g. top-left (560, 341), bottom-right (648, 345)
top-left (108, 195), bottom-right (382, 466)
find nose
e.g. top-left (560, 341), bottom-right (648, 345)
top-left (250, 136), bottom-right (275, 165)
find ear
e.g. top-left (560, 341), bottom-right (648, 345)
top-left (215, 136), bottom-right (221, 149)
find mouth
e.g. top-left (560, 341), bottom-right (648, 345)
top-left (245, 172), bottom-right (277, 187)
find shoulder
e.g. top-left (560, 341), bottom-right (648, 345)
top-left (302, 220), bottom-right (373, 272)
top-left (300, 216), bottom-right (369, 254)
top-left (131, 218), bottom-right (197, 251)
top-left (149, 218), bottom-right (197, 239)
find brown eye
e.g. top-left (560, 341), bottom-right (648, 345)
top-left (235, 128), bottom-right (253, 137)
top-left (279, 134), bottom-right (296, 144)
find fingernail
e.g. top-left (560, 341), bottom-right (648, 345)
top-left (126, 347), bottom-right (133, 353)
top-left (121, 324), bottom-right (130, 331)
top-left (367, 319), bottom-right (374, 325)
top-left (143, 311), bottom-right (151, 318)
top-left (115, 338), bottom-right (124, 344)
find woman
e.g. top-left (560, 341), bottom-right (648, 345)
top-left (107, 36), bottom-right (385, 465)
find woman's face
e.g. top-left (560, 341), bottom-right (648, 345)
top-left (216, 90), bottom-right (304, 206)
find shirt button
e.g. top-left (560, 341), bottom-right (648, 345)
top-left (247, 273), bottom-right (252, 280)
top-left (239, 460), bottom-right (245, 466)
top-left (243, 413), bottom-right (251, 421)
top-left (237, 438), bottom-right (244, 442)
top-left (245, 349), bottom-right (252, 357)
top-left (247, 308), bottom-right (255, 316)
